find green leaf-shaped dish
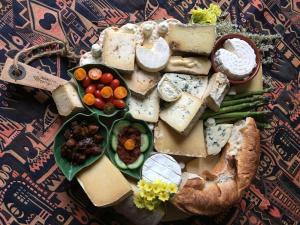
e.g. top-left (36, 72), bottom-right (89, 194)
top-left (107, 113), bottom-right (153, 179)
top-left (68, 64), bottom-right (130, 117)
top-left (54, 113), bottom-right (108, 180)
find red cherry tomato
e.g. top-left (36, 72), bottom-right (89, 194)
top-left (110, 79), bottom-right (120, 90)
top-left (104, 96), bottom-right (113, 103)
top-left (94, 98), bottom-right (106, 109)
top-left (112, 99), bottom-right (126, 109)
top-left (94, 89), bottom-right (102, 98)
top-left (82, 77), bottom-right (92, 88)
top-left (100, 73), bottom-right (113, 84)
top-left (85, 84), bottom-right (97, 94)
top-left (97, 83), bottom-right (105, 90)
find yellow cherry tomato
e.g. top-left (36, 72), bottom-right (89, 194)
top-left (83, 93), bottom-right (95, 106)
top-left (74, 68), bottom-right (87, 81)
top-left (100, 86), bottom-right (113, 98)
top-left (114, 86), bottom-right (128, 99)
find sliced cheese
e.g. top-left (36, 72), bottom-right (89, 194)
top-left (163, 73), bottom-right (208, 100)
top-left (157, 76), bottom-right (182, 102)
top-left (185, 155), bottom-right (220, 176)
top-left (154, 120), bottom-right (207, 157)
top-left (159, 92), bottom-right (206, 135)
top-left (235, 64), bottom-right (263, 93)
top-left (128, 89), bottom-right (160, 123)
top-left (204, 72), bottom-right (230, 112)
top-left (205, 124), bottom-right (233, 155)
top-left (136, 37), bottom-right (170, 72)
top-left (165, 23), bottom-right (216, 55)
top-left (52, 82), bottom-right (84, 116)
top-left (102, 29), bottom-right (135, 72)
top-left (123, 65), bottom-right (160, 97)
top-left (77, 156), bottom-right (132, 207)
top-left (142, 153), bottom-right (182, 186)
top-left (164, 56), bottom-right (211, 75)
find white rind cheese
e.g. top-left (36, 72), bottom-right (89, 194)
top-left (214, 38), bottom-right (257, 80)
top-left (204, 72), bottom-right (230, 112)
top-left (128, 89), bottom-right (160, 123)
top-left (142, 153), bottom-right (182, 186)
top-left (157, 76), bottom-right (182, 102)
top-left (154, 120), bottom-right (207, 157)
top-left (52, 82), bottom-right (84, 116)
top-left (102, 29), bottom-right (136, 72)
top-left (163, 73), bottom-right (208, 100)
top-left (136, 37), bottom-right (170, 72)
top-left (165, 23), bottom-right (216, 55)
top-left (164, 56), bottom-right (211, 75)
top-left (205, 124), bottom-right (233, 155)
top-left (159, 92), bottom-right (206, 135)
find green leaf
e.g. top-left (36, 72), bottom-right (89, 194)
top-left (106, 113), bottom-right (153, 179)
top-left (53, 113), bottom-right (108, 180)
top-left (67, 64), bottom-right (130, 118)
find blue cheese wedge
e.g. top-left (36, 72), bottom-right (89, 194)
top-left (204, 72), bottom-right (230, 112)
top-left (163, 73), bottom-right (208, 100)
top-left (128, 89), bottom-right (160, 123)
top-left (205, 124), bottom-right (233, 155)
top-left (142, 153), bottom-right (182, 186)
top-left (157, 76), bottom-right (182, 102)
top-left (159, 92), bottom-right (206, 135)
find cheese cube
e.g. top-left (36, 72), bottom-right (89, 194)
top-left (165, 23), bottom-right (216, 55)
top-left (204, 72), bottom-right (230, 111)
top-left (52, 82), bottom-right (84, 116)
top-left (154, 120), bottom-right (207, 157)
top-left (102, 29), bottom-right (135, 72)
top-left (77, 156), bottom-right (132, 207)
top-left (159, 92), bottom-right (206, 135)
top-left (128, 89), bottom-right (160, 123)
top-left (164, 56), bottom-right (211, 75)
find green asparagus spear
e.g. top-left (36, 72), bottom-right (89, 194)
top-left (215, 117), bottom-right (239, 124)
top-left (221, 95), bottom-right (265, 107)
top-left (256, 122), bottom-right (272, 129)
top-left (212, 111), bottom-right (272, 119)
top-left (223, 87), bottom-right (273, 101)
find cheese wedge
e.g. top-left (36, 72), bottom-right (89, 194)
top-left (136, 37), bottom-right (170, 72)
top-left (128, 89), bottom-right (160, 123)
top-left (123, 66), bottom-right (160, 97)
top-left (159, 92), bottom-right (206, 135)
top-left (52, 82), bottom-right (84, 116)
top-left (77, 156), bottom-right (132, 207)
top-left (164, 56), bottom-right (211, 75)
top-left (102, 29), bottom-right (135, 72)
top-left (165, 23), bottom-right (216, 55)
top-left (185, 155), bottom-right (220, 176)
top-left (157, 76), bottom-right (182, 102)
top-left (235, 64), bottom-right (263, 93)
top-left (154, 120), bottom-right (207, 157)
top-left (204, 72), bottom-right (230, 112)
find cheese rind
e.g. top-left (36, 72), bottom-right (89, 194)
top-left (77, 156), bottom-right (132, 207)
top-left (204, 72), bottom-right (230, 112)
top-left (165, 23), bottom-right (216, 55)
top-left (102, 29), bottom-right (136, 72)
top-left (157, 76), bottom-right (182, 102)
top-left (164, 56), bottom-right (211, 75)
top-left (52, 82), bottom-right (84, 116)
top-left (159, 92), bottom-right (206, 135)
top-left (163, 73), bottom-right (208, 100)
top-left (154, 120), bottom-right (207, 157)
top-left (128, 89), bottom-right (160, 123)
top-left (205, 124), bottom-right (233, 155)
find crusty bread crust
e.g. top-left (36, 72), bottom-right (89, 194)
top-left (172, 117), bottom-right (260, 215)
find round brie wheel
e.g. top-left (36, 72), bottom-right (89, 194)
top-left (142, 153), bottom-right (182, 186)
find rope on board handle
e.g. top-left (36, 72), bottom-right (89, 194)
top-left (13, 40), bottom-right (81, 76)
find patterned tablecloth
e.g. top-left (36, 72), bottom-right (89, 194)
top-left (0, 1), bottom-right (299, 225)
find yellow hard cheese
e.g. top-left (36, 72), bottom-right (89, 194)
top-left (235, 64), bottom-right (263, 93)
top-left (77, 156), bottom-right (132, 207)
top-left (185, 155), bottom-right (220, 176)
top-left (154, 120), bottom-right (207, 157)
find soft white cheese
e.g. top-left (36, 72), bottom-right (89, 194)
top-left (157, 76), bottom-right (182, 102)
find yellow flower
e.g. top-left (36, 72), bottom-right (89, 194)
top-left (143, 183), bottom-right (153, 192)
top-left (152, 183), bottom-right (162, 194)
top-left (167, 183), bottom-right (178, 194)
top-left (209, 3), bottom-right (221, 16)
top-left (158, 182), bottom-right (167, 192)
top-left (137, 179), bottom-right (147, 189)
top-left (139, 190), bottom-right (146, 198)
top-left (190, 3), bottom-right (221, 24)
top-left (144, 191), bottom-right (155, 201)
top-left (158, 191), bottom-right (169, 202)
top-left (144, 200), bottom-right (155, 211)
top-left (133, 194), bottom-right (145, 209)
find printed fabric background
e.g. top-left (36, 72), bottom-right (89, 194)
top-left (0, 0), bottom-right (299, 225)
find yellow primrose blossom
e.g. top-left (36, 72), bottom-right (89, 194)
top-left (167, 183), bottom-right (178, 194)
top-left (158, 191), bottom-right (170, 202)
top-left (190, 3), bottom-right (221, 24)
top-left (144, 200), bottom-right (155, 211)
top-left (158, 182), bottom-right (167, 192)
top-left (133, 194), bottom-right (145, 209)
top-left (137, 179), bottom-right (147, 189)
top-left (139, 190), bottom-right (146, 198)
top-left (145, 191), bottom-right (156, 201)
top-left (143, 182), bottom-right (153, 192)
top-left (209, 3), bottom-right (221, 17)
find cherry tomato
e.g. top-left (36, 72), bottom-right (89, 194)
top-left (94, 98), bottom-right (106, 109)
top-left (88, 68), bottom-right (102, 80)
top-left (112, 99), bottom-right (126, 109)
top-left (104, 96), bottom-right (113, 103)
top-left (100, 73), bottom-right (113, 84)
top-left (83, 93), bottom-right (95, 106)
top-left (97, 83), bottom-right (105, 90)
top-left (110, 79), bottom-right (120, 90)
top-left (103, 102), bottom-right (115, 114)
top-left (94, 89), bottom-right (102, 98)
top-left (82, 77), bottom-right (92, 88)
top-left (74, 68), bottom-right (87, 81)
top-left (85, 84), bottom-right (97, 94)
top-left (100, 86), bottom-right (113, 98)
top-left (114, 86), bottom-right (128, 99)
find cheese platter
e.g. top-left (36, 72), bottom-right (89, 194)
top-left (0, 3), bottom-right (277, 225)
